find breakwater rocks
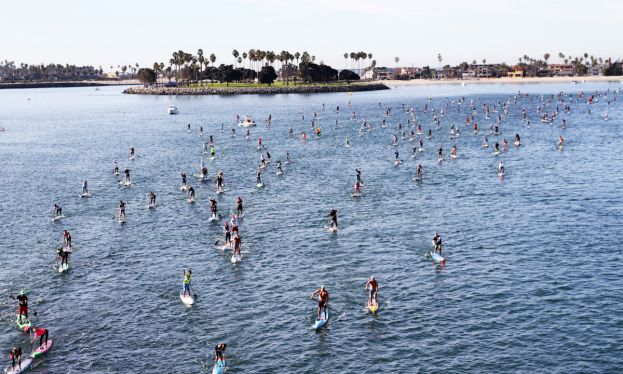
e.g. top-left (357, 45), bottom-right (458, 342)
top-left (123, 83), bottom-right (390, 95)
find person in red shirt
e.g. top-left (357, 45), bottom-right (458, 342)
top-left (30, 327), bottom-right (49, 348)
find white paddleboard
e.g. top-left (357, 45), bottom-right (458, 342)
top-left (80, 192), bottom-right (92, 198)
top-left (119, 180), bottom-right (132, 186)
top-left (231, 253), bottom-right (242, 263)
top-left (180, 292), bottom-right (194, 306)
top-left (5, 358), bottom-right (33, 374)
top-left (58, 262), bottom-right (70, 273)
top-left (52, 215), bottom-right (65, 222)
top-left (256, 183), bottom-right (264, 188)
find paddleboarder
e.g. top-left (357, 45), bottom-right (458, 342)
top-left (310, 286), bottom-right (329, 321)
top-left (365, 276), bottom-right (379, 305)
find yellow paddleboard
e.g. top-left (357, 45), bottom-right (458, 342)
top-left (368, 300), bottom-right (378, 313)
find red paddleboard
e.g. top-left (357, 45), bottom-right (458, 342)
top-left (31, 339), bottom-right (52, 358)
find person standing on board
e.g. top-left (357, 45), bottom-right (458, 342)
top-left (30, 326), bottom-right (49, 349)
top-left (82, 179), bottom-right (89, 194)
top-left (329, 209), bottom-right (338, 230)
top-left (310, 286), bottom-right (329, 321)
top-left (433, 232), bottom-right (443, 254)
top-left (63, 230), bottom-right (72, 250)
top-left (9, 347), bottom-right (23, 372)
top-left (365, 276), bottom-right (379, 305)
top-left (11, 291), bottom-right (29, 323)
top-left (236, 196), bottom-right (243, 217)
top-left (182, 269), bottom-right (192, 297)
top-left (214, 343), bottom-right (227, 363)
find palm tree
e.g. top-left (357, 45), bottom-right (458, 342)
top-left (394, 56), bottom-right (399, 71)
top-left (349, 52), bottom-right (356, 70)
top-left (482, 59), bottom-right (486, 64)
top-left (197, 49), bottom-right (205, 84)
top-left (242, 52), bottom-right (248, 68)
top-left (343, 53), bottom-right (348, 70)
top-left (232, 49), bottom-right (239, 66)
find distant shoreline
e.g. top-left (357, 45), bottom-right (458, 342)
top-left (123, 83), bottom-right (390, 95)
top-left (0, 80), bottom-right (140, 90)
top-left (379, 75), bottom-right (622, 87)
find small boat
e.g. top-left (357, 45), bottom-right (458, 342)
top-left (168, 105), bottom-right (179, 115)
top-left (313, 309), bottom-right (329, 330)
top-left (238, 116), bottom-right (256, 127)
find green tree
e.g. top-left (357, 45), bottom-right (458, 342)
top-left (339, 69), bottom-right (360, 83)
top-left (137, 68), bottom-right (156, 86)
top-left (258, 65), bottom-right (278, 85)
top-left (232, 49), bottom-right (239, 66)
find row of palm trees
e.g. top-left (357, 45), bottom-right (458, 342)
top-left (157, 49), bottom-right (338, 85)
top-left (343, 52), bottom-right (374, 72)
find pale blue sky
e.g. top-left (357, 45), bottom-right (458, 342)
top-left (1, 0), bottom-right (621, 70)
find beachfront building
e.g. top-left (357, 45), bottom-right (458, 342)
top-left (589, 65), bottom-right (604, 76)
top-left (362, 67), bottom-right (394, 80)
top-left (507, 65), bottom-right (526, 78)
top-left (548, 64), bottom-right (575, 76)
top-left (462, 70), bottom-right (476, 79)
top-left (395, 67), bottom-right (421, 79)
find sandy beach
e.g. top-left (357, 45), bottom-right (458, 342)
top-left (378, 75), bottom-right (622, 87)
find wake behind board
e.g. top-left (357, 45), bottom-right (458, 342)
top-left (312, 309), bottom-right (329, 330)
top-left (180, 292), bottom-right (194, 306)
top-left (4, 358), bottom-right (32, 374)
top-left (16, 316), bottom-right (31, 332)
top-left (31, 339), bottom-right (53, 358)
top-left (212, 360), bottom-right (226, 374)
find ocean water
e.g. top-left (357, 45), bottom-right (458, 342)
top-left (0, 82), bottom-right (622, 373)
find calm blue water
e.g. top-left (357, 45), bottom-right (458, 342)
top-left (0, 82), bottom-right (622, 373)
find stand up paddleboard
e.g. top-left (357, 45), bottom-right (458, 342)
top-left (31, 339), bottom-right (53, 358)
top-left (4, 358), bottom-right (32, 374)
top-left (231, 253), bottom-right (242, 264)
top-left (114, 171), bottom-right (120, 176)
top-left (351, 192), bottom-right (362, 198)
top-left (312, 309), bottom-right (329, 330)
top-left (180, 291), bottom-right (194, 306)
top-left (256, 183), bottom-right (264, 188)
top-left (276, 171), bottom-right (282, 176)
top-left (58, 262), bottom-right (70, 273)
top-left (212, 360), bottom-right (226, 374)
top-left (119, 180), bottom-right (132, 186)
top-left (431, 250), bottom-right (445, 264)
top-left (16, 316), bottom-right (31, 332)
top-left (51, 215), bottom-right (65, 222)
top-left (146, 204), bottom-right (156, 209)
top-left (80, 192), bottom-right (92, 198)
top-left (368, 300), bottom-right (379, 314)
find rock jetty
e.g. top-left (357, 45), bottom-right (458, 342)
top-left (123, 83), bottom-right (389, 95)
